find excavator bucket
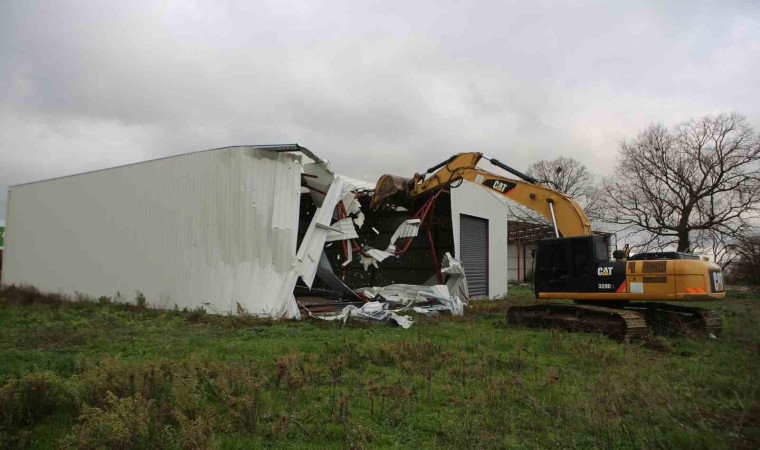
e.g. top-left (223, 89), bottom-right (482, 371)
top-left (370, 174), bottom-right (413, 210)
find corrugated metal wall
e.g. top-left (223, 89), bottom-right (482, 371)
top-left (459, 215), bottom-right (488, 297)
top-left (2, 146), bottom-right (302, 317)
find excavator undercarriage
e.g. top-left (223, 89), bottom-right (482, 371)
top-left (507, 302), bottom-right (722, 341)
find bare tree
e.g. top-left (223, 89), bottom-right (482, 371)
top-left (506, 156), bottom-right (600, 226)
top-left (696, 227), bottom-right (740, 269)
top-left (528, 156), bottom-right (601, 218)
top-left (527, 157), bottom-right (593, 198)
top-left (600, 112), bottom-right (760, 252)
top-left (728, 231), bottom-right (760, 282)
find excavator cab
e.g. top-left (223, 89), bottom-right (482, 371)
top-left (534, 235), bottom-right (626, 294)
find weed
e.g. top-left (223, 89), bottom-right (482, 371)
top-left (135, 291), bottom-right (147, 308)
top-left (0, 284), bottom-right (756, 448)
top-left (0, 284), bottom-right (67, 306)
top-left (173, 409), bottom-right (216, 450)
top-left (61, 392), bottom-right (158, 450)
top-left (0, 371), bottom-right (77, 428)
top-left (344, 419), bottom-right (374, 450)
top-left (186, 307), bottom-right (208, 323)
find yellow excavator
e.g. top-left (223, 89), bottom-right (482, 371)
top-left (371, 152), bottom-right (724, 340)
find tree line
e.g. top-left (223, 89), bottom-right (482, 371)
top-left (516, 112), bottom-right (759, 281)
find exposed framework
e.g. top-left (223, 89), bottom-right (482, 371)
top-left (507, 221), bottom-right (557, 245)
top-left (507, 221), bottom-right (613, 284)
top-left (507, 221), bottom-right (554, 284)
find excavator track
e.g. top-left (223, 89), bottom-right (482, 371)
top-left (507, 302), bottom-right (722, 340)
top-left (506, 303), bottom-right (648, 341)
top-left (626, 302), bottom-right (722, 337)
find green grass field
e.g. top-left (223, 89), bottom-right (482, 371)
top-left (0, 284), bottom-right (757, 449)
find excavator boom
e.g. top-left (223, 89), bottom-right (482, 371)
top-left (371, 152), bottom-right (593, 237)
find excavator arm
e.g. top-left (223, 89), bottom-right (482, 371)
top-left (370, 151), bottom-right (723, 339)
top-left (371, 152), bottom-right (593, 237)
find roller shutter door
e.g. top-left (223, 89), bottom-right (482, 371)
top-left (460, 214), bottom-right (488, 297)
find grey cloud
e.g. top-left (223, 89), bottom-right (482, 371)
top-left (1, 0), bottom-right (759, 223)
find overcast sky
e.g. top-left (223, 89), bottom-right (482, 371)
top-left (1, 0), bottom-right (759, 225)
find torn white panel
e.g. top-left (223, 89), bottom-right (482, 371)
top-left (417, 285), bottom-right (465, 316)
top-left (294, 146), bottom-right (324, 164)
top-left (360, 256), bottom-right (379, 271)
top-left (429, 285), bottom-right (465, 316)
top-left (345, 242), bottom-right (353, 266)
top-left (371, 284), bottom-right (440, 302)
top-left (412, 307), bottom-right (438, 315)
top-left (337, 176), bottom-right (377, 192)
top-left (330, 176), bottom-right (360, 222)
top-left (296, 177), bottom-right (345, 287)
top-left (361, 283), bottom-right (465, 316)
top-left (325, 218), bottom-right (359, 242)
top-left (363, 247), bottom-right (394, 262)
top-left (357, 288), bottom-right (378, 299)
top-left (342, 245), bottom-right (353, 267)
top-left (343, 197), bottom-right (362, 218)
top-left (353, 211), bottom-right (365, 229)
top-left (316, 252), bottom-right (362, 301)
top-left (340, 183), bottom-right (362, 216)
top-left (442, 252), bottom-right (469, 302)
top-left (359, 246), bottom-right (395, 271)
top-left (309, 302), bottom-right (414, 329)
top-left (358, 301), bottom-right (385, 313)
top-left (386, 219), bottom-right (421, 252)
top-left (303, 161), bottom-right (336, 207)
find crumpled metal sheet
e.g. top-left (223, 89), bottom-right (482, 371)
top-left (358, 246), bottom-right (395, 271)
top-left (363, 247), bottom-right (394, 262)
top-left (299, 171), bottom-right (469, 328)
top-left (297, 175), bottom-right (345, 286)
top-left (349, 253), bottom-right (469, 323)
top-left (365, 284), bottom-right (465, 316)
top-left (325, 218), bottom-right (360, 242)
top-left (386, 219), bottom-right (421, 252)
top-left (315, 252), bottom-right (362, 301)
top-left (353, 211), bottom-right (365, 229)
top-left (308, 301), bottom-right (414, 329)
top-left (340, 183), bottom-right (362, 217)
top-left (307, 241), bottom-right (469, 327)
top-left (442, 252), bottom-right (469, 301)
top-left (302, 161), bottom-right (336, 207)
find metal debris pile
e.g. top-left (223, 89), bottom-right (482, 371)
top-left (297, 159), bottom-right (469, 327)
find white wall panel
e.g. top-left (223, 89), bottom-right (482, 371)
top-left (450, 181), bottom-right (509, 298)
top-left (2, 146), bottom-right (302, 317)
